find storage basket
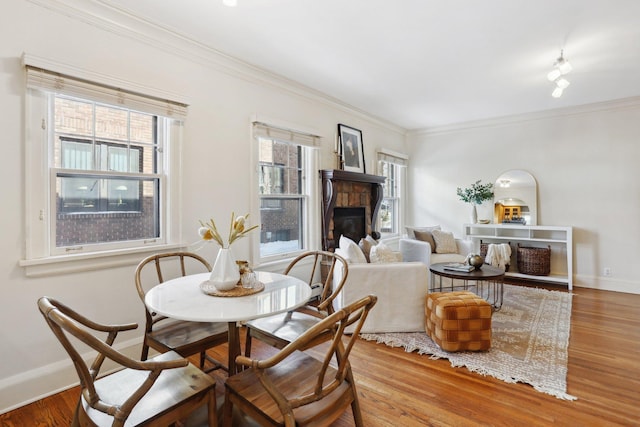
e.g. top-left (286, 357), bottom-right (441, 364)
top-left (479, 240), bottom-right (510, 271)
top-left (516, 244), bottom-right (551, 276)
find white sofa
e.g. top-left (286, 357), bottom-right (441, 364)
top-left (332, 260), bottom-right (428, 333)
top-left (399, 238), bottom-right (472, 266)
top-left (399, 237), bottom-right (472, 287)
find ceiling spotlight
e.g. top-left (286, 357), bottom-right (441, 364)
top-left (557, 57), bottom-right (573, 75)
top-left (547, 68), bottom-right (562, 82)
top-left (548, 49), bottom-right (572, 98)
top-left (223, 0), bottom-right (237, 6)
top-left (555, 78), bottom-right (570, 89)
top-left (547, 50), bottom-right (572, 82)
top-left (552, 86), bottom-right (564, 98)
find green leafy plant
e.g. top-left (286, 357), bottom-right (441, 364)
top-left (456, 180), bottom-right (494, 205)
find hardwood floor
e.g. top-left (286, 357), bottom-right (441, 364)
top-left (1, 285), bottom-right (638, 426)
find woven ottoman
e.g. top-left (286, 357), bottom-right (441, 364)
top-left (425, 291), bottom-right (492, 352)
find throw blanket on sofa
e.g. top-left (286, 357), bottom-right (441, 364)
top-left (485, 243), bottom-right (511, 269)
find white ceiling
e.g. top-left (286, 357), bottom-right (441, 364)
top-left (100, 0), bottom-right (640, 130)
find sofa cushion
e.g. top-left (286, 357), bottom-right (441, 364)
top-left (432, 230), bottom-right (458, 254)
top-left (370, 241), bottom-right (397, 263)
top-left (338, 235), bottom-right (367, 264)
top-left (358, 235), bottom-right (378, 262)
top-left (414, 230), bottom-right (437, 253)
top-left (405, 225), bottom-right (440, 239)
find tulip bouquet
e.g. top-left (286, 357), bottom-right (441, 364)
top-left (198, 212), bottom-right (259, 248)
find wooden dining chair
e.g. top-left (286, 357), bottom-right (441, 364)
top-left (244, 250), bottom-right (348, 357)
top-left (37, 296), bottom-right (217, 427)
top-left (135, 252), bottom-right (228, 372)
top-left (223, 294), bottom-right (376, 427)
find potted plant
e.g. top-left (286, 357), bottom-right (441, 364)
top-left (198, 212), bottom-right (259, 290)
top-left (456, 180), bottom-right (494, 224)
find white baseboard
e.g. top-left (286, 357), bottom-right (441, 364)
top-left (0, 337), bottom-right (145, 414)
top-left (574, 274), bottom-right (640, 295)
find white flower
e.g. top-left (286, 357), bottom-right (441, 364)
top-left (233, 215), bottom-right (246, 233)
top-left (199, 211), bottom-right (258, 248)
top-left (198, 226), bottom-right (214, 240)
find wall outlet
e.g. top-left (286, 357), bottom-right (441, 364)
top-left (603, 267), bottom-right (612, 277)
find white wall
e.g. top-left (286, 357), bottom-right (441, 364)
top-left (406, 102), bottom-right (640, 295)
top-left (0, 1), bottom-right (406, 412)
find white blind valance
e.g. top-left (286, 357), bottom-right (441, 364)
top-left (377, 149), bottom-right (408, 166)
top-left (252, 121), bottom-right (321, 148)
top-left (25, 65), bottom-right (188, 119)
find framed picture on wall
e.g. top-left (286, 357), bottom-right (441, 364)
top-left (338, 124), bottom-right (365, 173)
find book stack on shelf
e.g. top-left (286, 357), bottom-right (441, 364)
top-left (443, 262), bottom-right (474, 272)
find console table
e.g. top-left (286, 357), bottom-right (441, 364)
top-left (463, 223), bottom-right (573, 290)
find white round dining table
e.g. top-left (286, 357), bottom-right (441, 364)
top-left (145, 271), bottom-right (311, 375)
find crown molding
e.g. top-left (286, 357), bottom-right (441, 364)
top-left (26, 0), bottom-right (405, 135)
top-left (409, 96), bottom-right (640, 137)
top-left (22, 53), bottom-right (189, 105)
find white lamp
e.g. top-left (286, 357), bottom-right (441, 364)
top-left (548, 50), bottom-right (572, 98)
top-left (557, 58), bottom-right (573, 75)
top-left (552, 86), bottom-right (564, 98)
top-left (547, 50), bottom-right (572, 81)
top-left (547, 68), bottom-right (562, 82)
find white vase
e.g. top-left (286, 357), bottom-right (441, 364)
top-left (470, 204), bottom-right (478, 224)
top-left (210, 247), bottom-right (240, 291)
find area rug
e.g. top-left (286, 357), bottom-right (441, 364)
top-left (361, 284), bottom-right (577, 400)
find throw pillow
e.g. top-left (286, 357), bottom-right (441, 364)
top-left (365, 234), bottom-right (377, 245)
top-left (338, 235), bottom-right (367, 264)
top-left (358, 235), bottom-right (378, 263)
top-left (414, 230), bottom-right (437, 253)
top-left (334, 247), bottom-right (348, 262)
top-left (369, 241), bottom-right (397, 263)
top-left (405, 225), bottom-right (441, 239)
top-left (431, 229), bottom-right (458, 254)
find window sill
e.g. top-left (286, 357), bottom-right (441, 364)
top-left (19, 243), bottom-right (184, 277)
top-left (255, 253), bottom-right (314, 274)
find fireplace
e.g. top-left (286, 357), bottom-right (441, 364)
top-left (333, 207), bottom-right (366, 246)
top-left (320, 169), bottom-right (385, 251)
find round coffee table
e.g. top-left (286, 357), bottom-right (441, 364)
top-left (429, 263), bottom-right (505, 311)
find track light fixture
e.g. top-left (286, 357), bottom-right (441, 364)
top-left (548, 50), bottom-right (572, 98)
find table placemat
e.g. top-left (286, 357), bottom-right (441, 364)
top-left (200, 280), bottom-right (265, 297)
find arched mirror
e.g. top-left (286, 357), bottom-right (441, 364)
top-left (493, 170), bottom-right (537, 225)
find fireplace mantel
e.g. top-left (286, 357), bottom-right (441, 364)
top-left (320, 169), bottom-right (385, 251)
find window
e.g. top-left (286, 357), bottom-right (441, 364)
top-left (58, 135), bottom-right (145, 214)
top-left (377, 150), bottom-right (408, 235)
top-left (253, 121), bottom-right (320, 262)
top-left (23, 63), bottom-right (186, 267)
top-left (258, 139), bottom-right (305, 257)
top-left (52, 97), bottom-right (159, 247)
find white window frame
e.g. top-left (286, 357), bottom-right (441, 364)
top-left (377, 149), bottom-right (408, 238)
top-left (20, 56), bottom-right (187, 276)
top-left (250, 118), bottom-right (321, 268)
